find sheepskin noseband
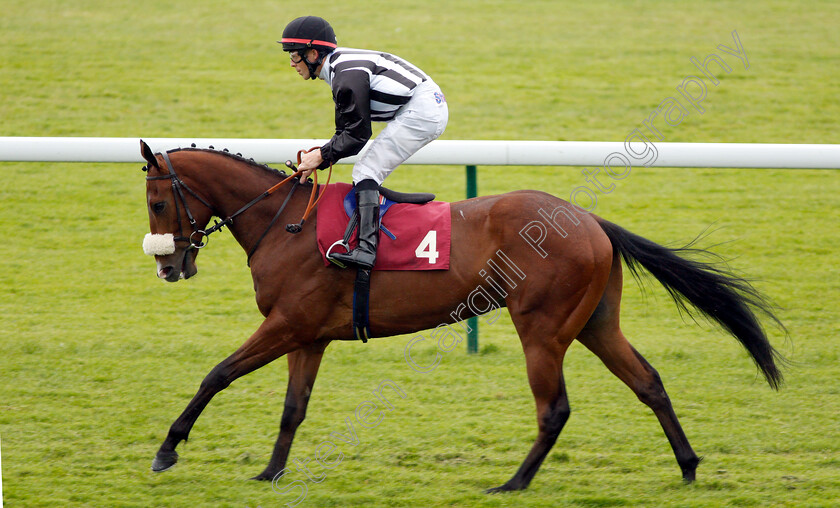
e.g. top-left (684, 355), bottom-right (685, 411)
top-left (143, 233), bottom-right (176, 256)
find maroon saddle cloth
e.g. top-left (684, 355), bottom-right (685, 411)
top-left (315, 182), bottom-right (451, 270)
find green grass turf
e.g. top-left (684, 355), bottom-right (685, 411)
top-left (2, 0), bottom-right (839, 506)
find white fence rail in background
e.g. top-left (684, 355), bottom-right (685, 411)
top-left (3, 136), bottom-right (837, 353)
top-left (1, 137), bottom-right (839, 168)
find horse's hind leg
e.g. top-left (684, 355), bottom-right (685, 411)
top-left (485, 220), bottom-right (614, 492)
top-left (577, 257), bottom-right (701, 481)
top-left (251, 340), bottom-right (328, 481)
top-left (488, 271), bottom-right (608, 492)
top-left (487, 338), bottom-right (572, 493)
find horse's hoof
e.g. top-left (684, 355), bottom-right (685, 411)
top-left (250, 470), bottom-right (277, 481)
top-left (151, 450), bottom-right (179, 472)
top-left (680, 455), bottom-right (702, 483)
top-left (485, 483), bottom-right (518, 494)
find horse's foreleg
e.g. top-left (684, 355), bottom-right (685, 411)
top-left (251, 340), bottom-right (328, 481)
top-left (151, 315), bottom-right (299, 472)
top-left (487, 341), bottom-right (571, 493)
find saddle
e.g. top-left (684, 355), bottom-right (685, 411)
top-left (379, 187), bottom-right (435, 204)
top-left (335, 186), bottom-right (435, 249)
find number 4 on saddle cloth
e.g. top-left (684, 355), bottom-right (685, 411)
top-left (316, 182), bottom-right (452, 271)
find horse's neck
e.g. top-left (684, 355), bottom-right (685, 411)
top-left (179, 152), bottom-right (307, 249)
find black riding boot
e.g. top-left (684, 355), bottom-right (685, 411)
top-left (330, 179), bottom-right (380, 269)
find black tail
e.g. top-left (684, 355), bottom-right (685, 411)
top-left (597, 218), bottom-right (787, 390)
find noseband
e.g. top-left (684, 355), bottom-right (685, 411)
top-left (144, 148), bottom-right (331, 263)
top-left (146, 151), bottom-right (216, 250)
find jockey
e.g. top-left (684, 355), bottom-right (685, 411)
top-left (280, 16), bottom-right (449, 269)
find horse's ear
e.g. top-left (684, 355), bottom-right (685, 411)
top-left (140, 139), bottom-right (159, 169)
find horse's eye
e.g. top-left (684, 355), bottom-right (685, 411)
top-left (152, 202), bottom-right (166, 214)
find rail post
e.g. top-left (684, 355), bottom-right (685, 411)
top-left (466, 165), bottom-right (479, 354)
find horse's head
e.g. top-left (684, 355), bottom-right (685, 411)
top-left (141, 140), bottom-right (214, 282)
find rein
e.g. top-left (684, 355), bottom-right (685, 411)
top-left (145, 147), bottom-right (332, 261)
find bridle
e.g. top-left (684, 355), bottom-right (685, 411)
top-left (146, 151), bottom-right (216, 250)
top-left (144, 147), bottom-right (331, 263)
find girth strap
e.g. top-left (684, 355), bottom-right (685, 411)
top-left (353, 268), bottom-right (372, 342)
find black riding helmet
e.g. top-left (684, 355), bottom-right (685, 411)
top-left (280, 16), bottom-right (337, 79)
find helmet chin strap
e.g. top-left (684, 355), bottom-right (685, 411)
top-left (305, 50), bottom-right (325, 79)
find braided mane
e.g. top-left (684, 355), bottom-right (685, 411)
top-left (168, 146), bottom-right (290, 180)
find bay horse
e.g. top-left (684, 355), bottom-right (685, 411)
top-left (140, 140), bottom-right (785, 492)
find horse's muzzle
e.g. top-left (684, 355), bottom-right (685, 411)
top-left (154, 247), bottom-right (198, 282)
top-left (144, 233), bottom-right (199, 282)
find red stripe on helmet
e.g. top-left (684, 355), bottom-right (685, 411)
top-left (281, 37), bottom-right (337, 48)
